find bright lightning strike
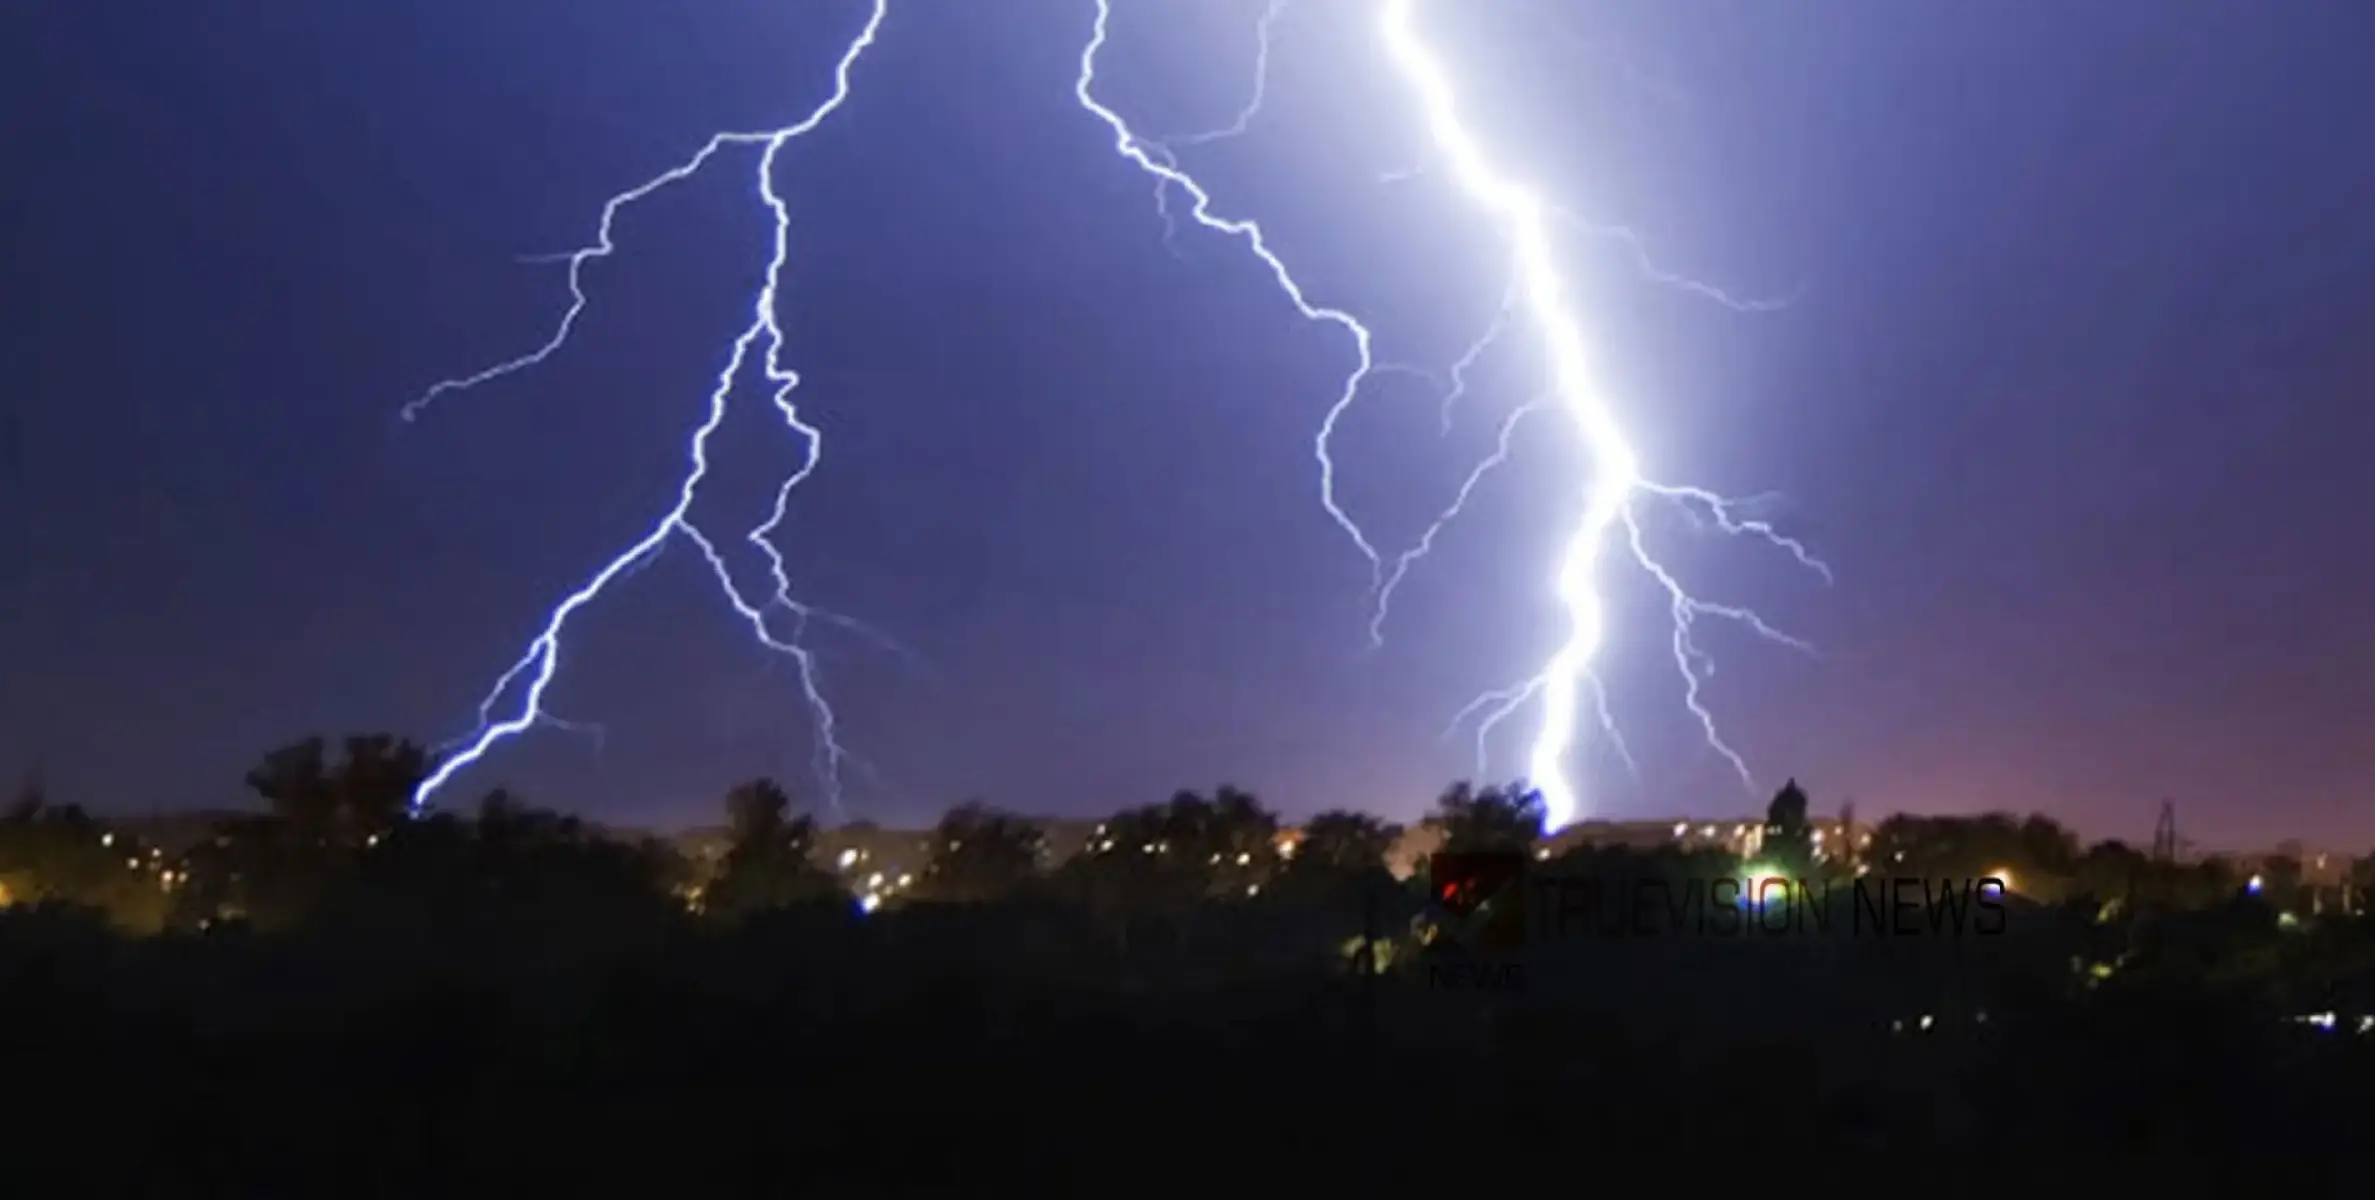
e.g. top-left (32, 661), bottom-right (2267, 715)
top-left (1377, 0), bottom-right (1827, 827)
top-left (402, 0), bottom-right (1816, 833)
top-left (1082, 0), bottom-right (1825, 830)
top-left (403, 0), bottom-right (893, 815)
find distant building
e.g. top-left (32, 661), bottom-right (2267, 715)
top-left (1369, 815), bottom-right (1869, 877)
top-left (1541, 817), bottom-right (1865, 867)
top-left (2233, 841), bottom-right (2349, 888)
top-left (110, 811), bottom-right (251, 856)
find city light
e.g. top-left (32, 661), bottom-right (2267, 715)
top-left (1741, 862), bottom-right (1788, 907)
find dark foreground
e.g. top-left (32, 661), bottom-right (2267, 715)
top-left (4, 899), bottom-right (2372, 1197)
top-left (7, 757), bottom-right (2373, 1194)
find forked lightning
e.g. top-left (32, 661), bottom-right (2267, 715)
top-left (405, 1), bottom-right (891, 814)
top-left (1083, 0), bottom-right (1826, 828)
top-left (409, 0), bottom-right (1826, 832)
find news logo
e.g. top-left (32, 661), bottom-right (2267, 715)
top-left (1426, 851), bottom-right (1530, 951)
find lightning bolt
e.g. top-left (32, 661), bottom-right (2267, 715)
top-left (1378, 0), bottom-right (1826, 827)
top-left (1140, 0), bottom-right (1291, 258)
top-left (1434, 270), bottom-right (1521, 434)
top-left (1082, 0), bottom-right (1825, 830)
top-left (403, 0), bottom-right (1817, 834)
top-left (402, 0), bottom-right (893, 815)
top-left (1167, 0), bottom-right (1290, 150)
top-left (1371, 391), bottom-right (1547, 650)
top-left (1075, 0), bottom-right (1385, 580)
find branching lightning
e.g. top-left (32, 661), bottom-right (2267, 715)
top-left (1142, 0), bottom-right (1292, 258)
top-left (1168, 0), bottom-right (1290, 150)
top-left (1083, 0), bottom-right (1828, 829)
top-left (1075, 0), bottom-right (1385, 579)
top-left (1385, 0), bottom-right (1826, 826)
top-left (403, 0), bottom-right (893, 814)
top-left (403, 0), bottom-right (1824, 832)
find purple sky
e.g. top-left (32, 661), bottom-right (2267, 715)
top-left (5, 0), bottom-right (2371, 847)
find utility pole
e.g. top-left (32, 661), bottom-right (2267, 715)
top-left (1839, 799), bottom-right (1858, 873)
top-left (2152, 800), bottom-right (2178, 864)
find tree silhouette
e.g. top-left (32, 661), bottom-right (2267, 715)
top-left (1290, 810), bottom-right (1400, 878)
top-left (1432, 782), bottom-right (1543, 854)
top-left (921, 802), bottom-right (1045, 902)
top-left (0, 795), bottom-right (169, 932)
top-left (478, 786), bottom-right (525, 829)
top-left (2348, 855), bottom-right (2375, 915)
top-left (1042, 789), bottom-right (1281, 931)
top-left (2259, 854), bottom-right (2304, 910)
top-left (705, 777), bottom-right (838, 917)
top-left (245, 739), bottom-right (333, 830)
top-left (1273, 809), bottom-right (1401, 919)
top-left (2073, 839), bottom-right (2152, 908)
top-left (1868, 812), bottom-right (2072, 886)
top-left (1053, 803), bottom-right (1170, 918)
top-left (2017, 814), bottom-right (2082, 882)
top-left (244, 734), bottom-right (432, 844)
top-left (468, 790), bottom-right (684, 932)
top-left (1198, 786), bottom-right (1281, 896)
top-left (724, 777), bottom-right (794, 843)
top-left (1762, 779), bottom-right (1813, 875)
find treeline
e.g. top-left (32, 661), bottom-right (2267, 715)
top-left (4, 736), bottom-right (2368, 936)
top-left (2, 735), bottom-right (2373, 1191)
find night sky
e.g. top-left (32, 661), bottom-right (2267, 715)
top-left (5, 1), bottom-right (2371, 846)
